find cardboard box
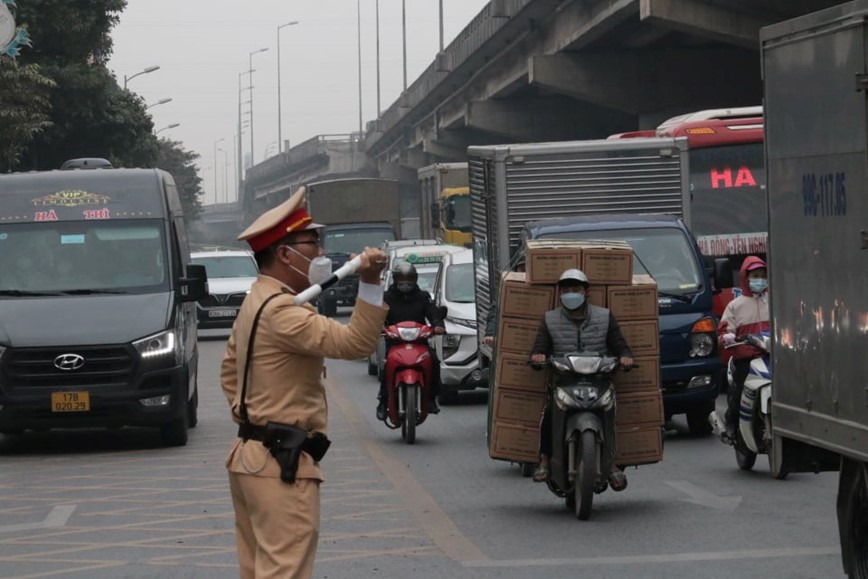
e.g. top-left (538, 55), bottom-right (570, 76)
top-left (615, 426), bottom-right (663, 465)
top-left (525, 242), bottom-right (582, 285)
top-left (587, 286), bottom-right (606, 308)
top-left (619, 320), bottom-right (660, 356)
top-left (493, 388), bottom-right (546, 426)
top-left (499, 272), bottom-right (555, 320)
top-left (494, 352), bottom-right (547, 393)
top-left (581, 246), bottom-right (633, 285)
top-left (498, 317), bottom-right (543, 354)
top-left (616, 390), bottom-right (664, 428)
top-left (490, 421), bottom-right (541, 463)
top-left (614, 356), bottom-right (660, 393)
top-left (607, 275), bottom-right (658, 320)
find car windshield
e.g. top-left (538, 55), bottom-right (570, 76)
top-left (539, 227), bottom-right (703, 295)
top-left (445, 263), bottom-right (474, 303)
top-left (417, 270), bottom-right (437, 293)
top-left (0, 219), bottom-right (169, 294)
top-left (324, 228), bottom-right (395, 254)
top-left (192, 255), bottom-right (257, 278)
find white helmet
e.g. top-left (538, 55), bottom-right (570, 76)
top-left (558, 268), bottom-right (589, 286)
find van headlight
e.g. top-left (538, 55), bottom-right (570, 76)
top-left (134, 330), bottom-right (181, 365)
top-left (442, 334), bottom-right (462, 359)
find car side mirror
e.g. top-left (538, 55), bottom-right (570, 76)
top-left (180, 264), bottom-right (208, 302)
top-left (437, 305), bottom-right (448, 320)
top-left (713, 258), bottom-right (733, 293)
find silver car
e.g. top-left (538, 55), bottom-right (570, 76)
top-left (191, 250), bottom-right (258, 329)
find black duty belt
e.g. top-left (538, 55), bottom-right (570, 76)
top-left (237, 423), bottom-right (270, 441)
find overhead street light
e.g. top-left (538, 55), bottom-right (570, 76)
top-left (213, 138), bottom-right (225, 205)
top-left (146, 97), bottom-right (172, 110)
top-left (277, 21), bottom-right (299, 153)
top-left (124, 65), bottom-right (160, 89)
top-left (155, 123), bottom-right (180, 134)
top-left (248, 47), bottom-right (269, 167)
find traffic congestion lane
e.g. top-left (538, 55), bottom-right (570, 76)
top-left (331, 351), bottom-right (845, 579)
top-left (0, 333), bottom-right (845, 579)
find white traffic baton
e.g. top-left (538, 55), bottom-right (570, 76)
top-left (293, 255), bottom-right (363, 307)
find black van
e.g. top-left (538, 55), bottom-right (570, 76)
top-left (0, 165), bottom-right (208, 446)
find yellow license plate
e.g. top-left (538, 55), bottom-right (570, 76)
top-left (51, 391), bottom-right (90, 412)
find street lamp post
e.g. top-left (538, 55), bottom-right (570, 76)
top-left (248, 47), bottom-right (269, 168)
top-left (218, 148), bottom-right (229, 203)
top-left (155, 123), bottom-right (180, 135)
top-left (376, 0), bottom-right (381, 117)
top-left (357, 0), bottom-right (363, 133)
top-left (237, 70), bottom-right (253, 201)
top-left (213, 138), bottom-right (225, 205)
top-left (146, 97), bottom-right (172, 110)
top-left (277, 21), bottom-right (299, 154)
top-left (124, 65), bottom-right (160, 89)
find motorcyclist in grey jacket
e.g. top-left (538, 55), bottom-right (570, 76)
top-left (529, 268), bottom-right (634, 488)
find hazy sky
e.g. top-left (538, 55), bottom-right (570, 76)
top-left (108, 0), bottom-right (490, 205)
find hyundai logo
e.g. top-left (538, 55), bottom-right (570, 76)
top-left (54, 353), bottom-right (85, 371)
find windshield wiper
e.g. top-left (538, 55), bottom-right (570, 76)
top-left (58, 289), bottom-right (128, 295)
top-left (0, 290), bottom-right (63, 297)
top-left (657, 291), bottom-right (694, 302)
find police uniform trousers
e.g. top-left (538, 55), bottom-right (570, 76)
top-left (228, 472), bottom-right (321, 579)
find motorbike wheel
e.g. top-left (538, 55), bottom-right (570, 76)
top-left (574, 430), bottom-right (596, 521)
top-left (401, 386), bottom-right (417, 445)
top-left (735, 437), bottom-right (757, 471)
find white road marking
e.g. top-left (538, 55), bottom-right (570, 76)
top-left (0, 505), bottom-right (77, 533)
top-left (463, 546), bottom-right (840, 568)
top-left (666, 479), bottom-right (743, 511)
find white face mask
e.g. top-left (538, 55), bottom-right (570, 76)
top-left (284, 245), bottom-right (332, 285)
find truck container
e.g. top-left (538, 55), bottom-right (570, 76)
top-left (762, 3), bottom-right (868, 575)
top-left (307, 178), bottom-right (401, 316)
top-left (469, 138), bottom-right (721, 434)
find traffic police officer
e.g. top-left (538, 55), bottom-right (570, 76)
top-left (221, 187), bottom-right (388, 578)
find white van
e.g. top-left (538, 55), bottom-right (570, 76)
top-left (431, 248), bottom-right (487, 403)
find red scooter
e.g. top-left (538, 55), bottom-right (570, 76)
top-left (382, 321), bottom-right (437, 444)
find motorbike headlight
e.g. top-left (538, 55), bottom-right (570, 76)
top-left (398, 327), bottom-right (421, 342)
top-left (133, 330), bottom-right (181, 365)
top-left (555, 387), bottom-right (580, 411)
top-left (442, 334), bottom-right (461, 359)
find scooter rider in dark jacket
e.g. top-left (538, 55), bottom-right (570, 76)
top-left (377, 262), bottom-right (445, 421)
top-left (530, 268), bottom-right (634, 488)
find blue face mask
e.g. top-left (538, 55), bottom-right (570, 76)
top-left (560, 292), bottom-right (586, 311)
top-left (749, 278), bottom-right (768, 293)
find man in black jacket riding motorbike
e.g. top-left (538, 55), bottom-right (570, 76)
top-left (530, 268), bottom-right (634, 488)
top-left (376, 262), bottom-right (445, 421)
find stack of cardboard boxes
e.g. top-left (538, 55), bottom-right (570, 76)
top-left (489, 239), bottom-right (664, 466)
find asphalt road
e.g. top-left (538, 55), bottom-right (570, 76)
top-left (0, 326), bottom-right (845, 579)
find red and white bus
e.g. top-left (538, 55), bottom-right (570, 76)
top-left (612, 107), bottom-right (765, 317)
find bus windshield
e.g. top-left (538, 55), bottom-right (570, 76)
top-left (0, 219), bottom-right (169, 294)
top-left (689, 143), bottom-right (767, 256)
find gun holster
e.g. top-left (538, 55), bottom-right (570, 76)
top-left (262, 422), bottom-right (331, 483)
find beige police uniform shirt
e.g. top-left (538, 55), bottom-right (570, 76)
top-left (220, 275), bottom-right (387, 481)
